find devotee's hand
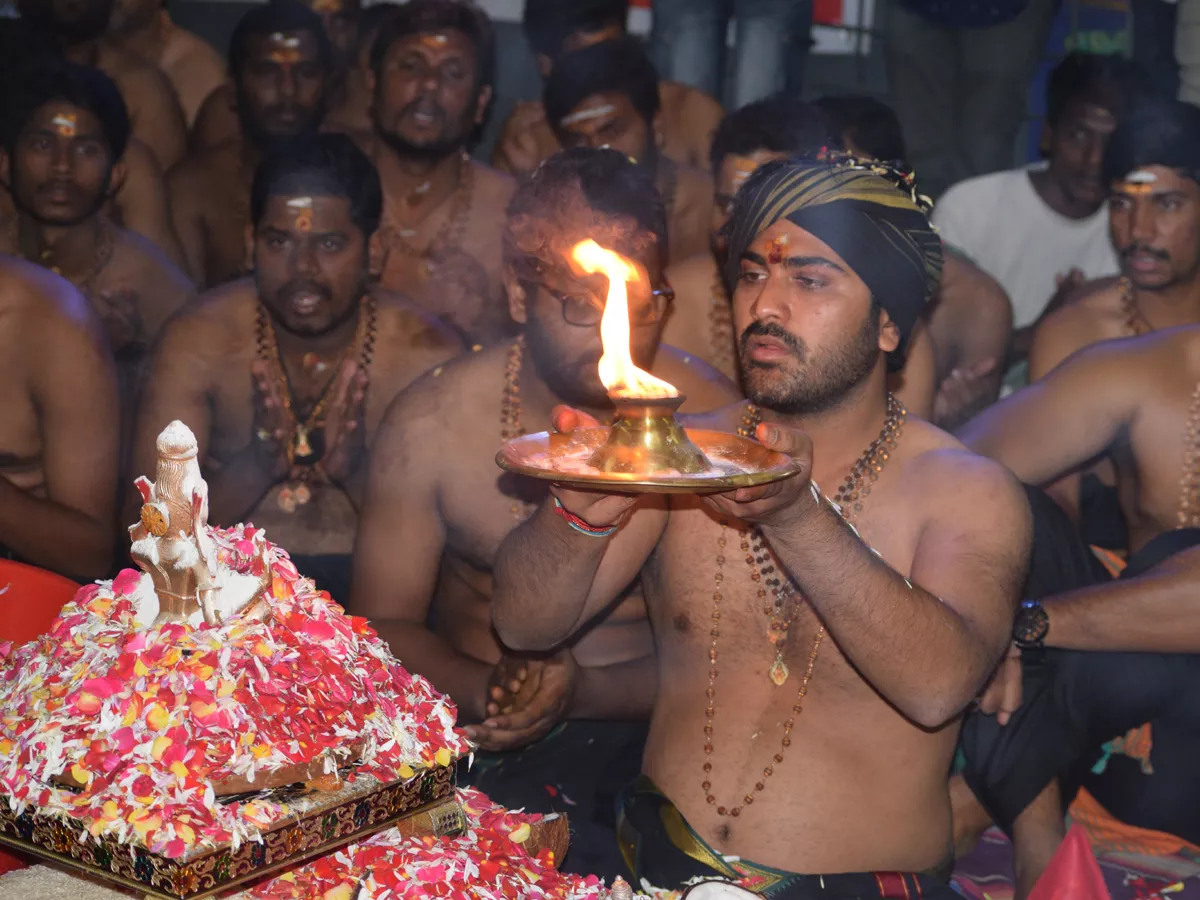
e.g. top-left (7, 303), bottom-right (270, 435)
top-left (93, 287), bottom-right (144, 350)
top-left (484, 655), bottom-right (533, 716)
top-left (1045, 267), bottom-right (1087, 318)
top-left (318, 360), bottom-right (369, 487)
top-left (250, 359), bottom-right (297, 482)
top-left (976, 643), bottom-right (1022, 726)
top-left (464, 650), bottom-right (581, 751)
top-left (548, 405), bottom-right (640, 529)
top-left (934, 357), bottom-right (998, 427)
top-left (702, 422), bottom-right (815, 529)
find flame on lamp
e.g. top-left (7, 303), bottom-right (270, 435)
top-left (571, 239), bottom-right (678, 399)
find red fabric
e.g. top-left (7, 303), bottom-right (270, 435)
top-left (1028, 825), bottom-right (1112, 900)
top-left (0, 560), bottom-right (79, 645)
top-left (0, 849), bottom-right (28, 875)
top-left (815, 0), bottom-right (844, 24)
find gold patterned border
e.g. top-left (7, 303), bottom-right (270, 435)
top-left (0, 765), bottom-right (457, 899)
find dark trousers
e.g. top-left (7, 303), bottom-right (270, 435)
top-left (884, 0), bottom-right (1059, 198)
top-left (961, 486), bottom-right (1200, 843)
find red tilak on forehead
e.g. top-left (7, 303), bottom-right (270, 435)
top-left (767, 234), bottom-right (789, 264)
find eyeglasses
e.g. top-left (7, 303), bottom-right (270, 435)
top-left (519, 255), bottom-right (674, 327)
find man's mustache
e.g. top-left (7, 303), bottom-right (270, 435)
top-left (739, 320), bottom-right (806, 361)
top-left (1121, 243), bottom-right (1170, 262)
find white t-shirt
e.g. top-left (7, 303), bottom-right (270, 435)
top-left (932, 167), bottom-right (1119, 329)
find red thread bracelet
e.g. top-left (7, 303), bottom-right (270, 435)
top-left (552, 497), bottom-right (618, 538)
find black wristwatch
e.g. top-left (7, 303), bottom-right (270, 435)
top-left (1013, 599), bottom-right (1049, 650)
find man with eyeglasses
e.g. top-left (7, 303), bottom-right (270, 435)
top-left (349, 148), bottom-right (738, 873)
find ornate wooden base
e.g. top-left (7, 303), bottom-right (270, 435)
top-left (0, 766), bottom-right (458, 899)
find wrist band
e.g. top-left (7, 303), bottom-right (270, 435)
top-left (552, 496), bottom-right (619, 538)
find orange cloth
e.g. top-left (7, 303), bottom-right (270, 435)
top-left (1069, 788), bottom-right (1200, 859)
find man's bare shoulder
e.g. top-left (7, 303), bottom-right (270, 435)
top-left (371, 288), bottom-right (463, 348)
top-left (161, 26), bottom-right (225, 77)
top-left (900, 419), bottom-right (1030, 534)
top-left (158, 278), bottom-right (254, 346)
top-left (0, 256), bottom-right (100, 334)
top-left (167, 140), bottom-right (237, 188)
top-left (468, 160), bottom-right (518, 207)
top-left (99, 40), bottom-right (178, 98)
top-left (654, 344), bottom-right (740, 411)
top-left (110, 227), bottom-right (195, 290)
top-left (1031, 275), bottom-right (1124, 373)
top-left (378, 343), bottom-right (505, 441)
top-left (660, 81), bottom-right (722, 121)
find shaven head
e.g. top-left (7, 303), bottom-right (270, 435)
top-left (812, 95), bottom-right (905, 164)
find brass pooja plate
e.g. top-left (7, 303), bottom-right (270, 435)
top-left (497, 428), bottom-right (802, 494)
top-left (0, 766), bottom-right (458, 899)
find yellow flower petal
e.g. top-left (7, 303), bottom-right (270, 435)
top-left (134, 658), bottom-right (150, 677)
top-left (151, 736), bottom-right (173, 761)
top-left (434, 747), bottom-right (452, 768)
top-left (70, 763), bottom-right (90, 785)
top-left (509, 822), bottom-right (531, 843)
top-left (170, 761), bottom-right (188, 779)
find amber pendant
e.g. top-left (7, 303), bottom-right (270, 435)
top-left (293, 425), bottom-right (314, 461)
top-left (294, 483), bottom-right (312, 505)
top-left (278, 486), bottom-right (298, 514)
top-left (769, 655), bottom-right (789, 686)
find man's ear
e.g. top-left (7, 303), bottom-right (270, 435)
top-left (504, 263), bottom-right (528, 325)
top-left (243, 221), bottom-right (256, 275)
top-left (1037, 120), bottom-right (1052, 158)
top-left (106, 159), bottom-right (129, 199)
top-left (475, 84), bottom-right (494, 126)
top-left (877, 306), bottom-right (901, 355)
top-left (367, 230), bottom-right (384, 280)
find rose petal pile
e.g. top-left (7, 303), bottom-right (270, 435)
top-left (0, 524), bottom-right (468, 858)
top-left (248, 788), bottom-right (614, 900)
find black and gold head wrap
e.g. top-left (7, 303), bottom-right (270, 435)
top-left (723, 154), bottom-right (942, 368)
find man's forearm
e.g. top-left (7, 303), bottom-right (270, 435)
top-left (1046, 565), bottom-right (1200, 652)
top-left (0, 479), bottom-right (111, 580)
top-left (764, 501), bottom-right (994, 728)
top-left (372, 619), bottom-right (494, 722)
top-left (492, 500), bottom-right (610, 651)
top-left (571, 653), bottom-right (658, 720)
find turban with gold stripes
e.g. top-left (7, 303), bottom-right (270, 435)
top-left (723, 156), bottom-right (943, 367)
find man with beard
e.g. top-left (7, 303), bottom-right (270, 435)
top-left (0, 61), bottom-right (193, 432)
top-left (190, 0), bottom-right (366, 151)
top-left (105, 0), bottom-right (226, 129)
top-left (490, 155), bottom-right (1031, 894)
top-left (0, 16), bottom-right (186, 274)
top-left (131, 134), bottom-right (460, 603)
top-left (956, 325), bottom-right (1200, 889)
top-left (933, 52), bottom-right (1147, 365)
top-left (350, 148), bottom-right (738, 873)
top-left (1026, 96), bottom-right (1200, 545)
top-left (17, 0), bottom-right (186, 172)
top-left (491, 0), bottom-right (723, 178)
top-left (659, 96), bottom-right (938, 417)
top-left (545, 37), bottom-right (712, 267)
top-left (167, 0), bottom-right (332, 288)
top-left (361, 0), bottom-right (516, 345)
top-left (0, 255), bottom-right (119, 581)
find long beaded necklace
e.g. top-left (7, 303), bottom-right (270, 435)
top-left (1120, 277), bottom-right (1151, 337)
top-left (381, 151), bottom-right (475, 276)
top-left (255, 296), bottom-right (378, 512)
top-left (1115, 278), bottom-right (1200, 528)
top-left (708, 270), bottom-right (736, 381)
top-left (702, 395), bottom-right (907, 818)
top-left (1178, 383), bottom-right (1200, 528)
top-left (499, 335), bottom-right (536, 524)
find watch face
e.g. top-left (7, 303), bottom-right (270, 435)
top-left (1014, 603), bottom-right (1049, 645)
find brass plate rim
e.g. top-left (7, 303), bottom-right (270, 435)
top-left (496, 428), bottom-right (802, 494)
